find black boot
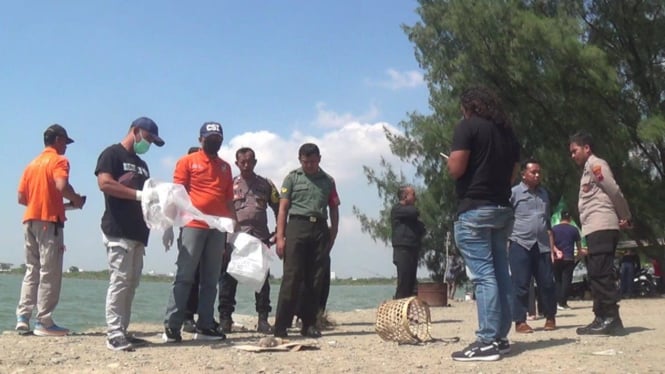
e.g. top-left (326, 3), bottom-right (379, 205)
top-left (257, 313), bottom-right (273, 334)
top-left (218, 316), bottom-right (233, 334)
top-left (577, 316), bottom-right (623, 335)
top-left (576, 316), bottom-right (603, 335)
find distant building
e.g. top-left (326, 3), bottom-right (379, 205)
top-left (330, 271), bottom-right (336, 280)
top-left (0, 263), bottom-right (12, 272)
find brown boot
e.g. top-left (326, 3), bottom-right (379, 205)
top-left (544, 318), bottom-right (556, 331)
top-left (515, 322), bottom-right (534, 333)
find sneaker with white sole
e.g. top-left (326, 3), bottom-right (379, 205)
top-left (15, 316), bottom-right (30, 334)
top-left (162, 327), bottom-right (183, 343)
top-left (33, 323), bottom-right (69, 337)
top-left (106, 335), bottom-right (133, 351)
top-left (182, 319), bottom-right (197, 334)
top-left (451, 341), bottom-right (501, 362)
top-left (494, 338), bottom-right (511, 354)
top-left (193, 327), bottom-right (226, 341)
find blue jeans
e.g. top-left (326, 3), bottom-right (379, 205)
top-left (454, 206), bottom-right (514, 343)
top-left (619, 262), bottom-right (635, 297)
top-left (164, 227), bottom-right (226, 330)
top-left (508, 241), bottom-right (556, 321)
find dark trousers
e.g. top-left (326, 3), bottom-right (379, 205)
top-left (586, 230), bottom-right (620, 318)
top-left (553, 260), bottom-right (576, 306)
top-left (319, 254), bottom-right (331, 312)
top-left (393, 246), bottom-right (419, 299)
top-left (274, 218), bottom-right (330, 331)
top-left (509, 241), bottom-right (556, 321)
top-left (218, 253), bottom-right (271, 319)
top-left (295, 255), bottom-right (330, 320)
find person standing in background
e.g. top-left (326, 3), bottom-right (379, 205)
top-left (552, 211), bottom-right (582, 310)
top-left (16, 124), bottom-right (85, 337)
top-left (390, 185), bottom-right (426, 299)
top-left (619, 249), bottom-right (640, 298)
top-left (569, 131), bottom-right (632, 335)
top-left (445, 251), bottom-right (465, 302)
top-left (508, 159), bottom-right (559, 334)
top-left (447, 85), bottom-right (520, 361)
top-left (95, 117), bottom-right (164, 351)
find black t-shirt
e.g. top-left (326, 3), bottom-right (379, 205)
top-left (94, 143), bottom-right (150, 245)
top-left (450, 116), bottom-right (520, 215)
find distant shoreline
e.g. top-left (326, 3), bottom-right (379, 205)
top-left (0, 270), bottom-right (411, 286)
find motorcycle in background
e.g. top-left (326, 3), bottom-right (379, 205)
top-left (633, 268), bottom-right (658, 297)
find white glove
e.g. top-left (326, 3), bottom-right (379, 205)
top-left (162, 227), bottom-right (174, 251)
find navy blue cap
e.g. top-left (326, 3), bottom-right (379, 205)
top-left (131, 117), bottom-right (164, 147)
top-left (200, 122), bottom-right (223, 138)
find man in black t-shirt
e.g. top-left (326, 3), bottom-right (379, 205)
top-left (447, 86), bottom-right (520, 362)
top-left (95, 117), bottom-right (165, 351)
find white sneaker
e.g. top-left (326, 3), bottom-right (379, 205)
top-left (15, 317), bottom-right (30, 333)
top-left (33, 323), bottom-right (69, 337)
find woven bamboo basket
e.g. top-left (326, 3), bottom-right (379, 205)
top-left (375, 296), bottom-right (432, 344)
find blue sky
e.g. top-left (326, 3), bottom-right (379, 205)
top-left (1, 1), bottom-right (431, 278)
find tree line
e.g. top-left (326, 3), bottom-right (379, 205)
top-left (354, 0), bottom-right (665, 280)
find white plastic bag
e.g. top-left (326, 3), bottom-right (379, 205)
top-left (226, 233), bottom-right (274, 292)
top-left (141, 178), bottom-right (234, 233)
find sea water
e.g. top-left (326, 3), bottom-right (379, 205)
top-left (0, 274), bottom-right (396, 332)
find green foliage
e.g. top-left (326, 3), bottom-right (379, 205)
top-left (355, 0), bottom-right (665, 278)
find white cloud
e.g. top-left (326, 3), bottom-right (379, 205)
top-left (312, 102), bottom-right (380, 129)
top-left (370, 68), bottom-right (425, 90)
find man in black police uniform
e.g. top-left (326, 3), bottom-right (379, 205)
top-left (273, 143), bottom-right (340, 338)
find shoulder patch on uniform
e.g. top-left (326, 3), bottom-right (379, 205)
top-left (281, 187), bottom-right (288, 193)
top-left (591, 164), bottom-right (604, 182)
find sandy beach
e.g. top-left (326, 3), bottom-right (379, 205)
top-left (1, 296), bottom-right (663, 374)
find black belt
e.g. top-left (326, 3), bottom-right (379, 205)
top-left (289, 215), bottom-right (322, 223)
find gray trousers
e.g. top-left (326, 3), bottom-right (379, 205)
top-left (16, 221), bottom-right (65, 327)
top-left (105, 241), bottom-right (144, 337)
top-left (164, 227), bottom-right (226, 330)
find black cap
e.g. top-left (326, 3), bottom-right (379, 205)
top-left (44, 124), bottom-right (74, 144)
